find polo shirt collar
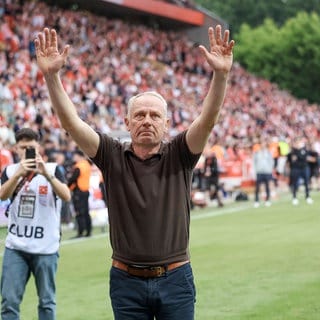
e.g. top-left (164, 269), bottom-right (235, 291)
top-left (124, 141), bottom-right (165, 158)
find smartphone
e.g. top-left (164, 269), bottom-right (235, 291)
top-left (25, 147), bottom-right (36, 168)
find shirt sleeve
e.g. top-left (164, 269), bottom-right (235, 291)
top-left (173, 131), bottom-right (202, 169)
top-left (1, 168), bottom-right (8, 185)
top-left (67, 168), bottom-right (80, 187)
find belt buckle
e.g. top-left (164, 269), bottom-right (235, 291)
top-left (128, 264), bottom-right (166, 278)
top-left (150, 266), bottom-right (165, 277)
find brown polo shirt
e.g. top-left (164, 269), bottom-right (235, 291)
top-left (91, 131), bottom-right (201, 265)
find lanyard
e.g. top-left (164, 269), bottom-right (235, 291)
top-left (4, 171), bottom-right (36, 217)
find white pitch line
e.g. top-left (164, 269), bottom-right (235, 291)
top-left (191, 203), bottom-right (254, 220)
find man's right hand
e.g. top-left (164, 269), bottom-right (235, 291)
top-left (34, 28), bottom-right (70, 75)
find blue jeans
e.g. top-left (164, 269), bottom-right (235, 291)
top-left (1, 248), bottom-right (59, 320)
top-left (110, 263), bottom-right (196, 320)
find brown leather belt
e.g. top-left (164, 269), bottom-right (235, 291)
top-left (112, 259), bottom-right (189, 278)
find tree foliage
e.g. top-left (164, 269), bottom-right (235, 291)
top-left (234, 12), bottom-right (320, 103)
top-left (195, 0), bottom-right (320, 33)
top-left (195, 0), bottom-right (320, 103)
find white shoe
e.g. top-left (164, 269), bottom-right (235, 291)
top-left (265, 201), bottom-right (271, 207)
top-left (254, 202), bottom-right (260, 208)
top-left (292, 198), bottom-right (299, 205)
top-left (306, 197), bottom-right (313, 204)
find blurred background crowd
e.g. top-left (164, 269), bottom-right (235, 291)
top-left (1, 0), bottom-right (320, 210)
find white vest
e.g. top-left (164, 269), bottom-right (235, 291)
top-left (5, 163), bottom-right (61, 254)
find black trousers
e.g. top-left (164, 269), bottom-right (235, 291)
top-left (72, 190), bottom-right (91, 236)
top-left (290, 167), bottom-right (310, 198)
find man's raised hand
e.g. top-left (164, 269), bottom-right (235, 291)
top-left (199, 25), bottom-right (235, 74)
top-left (34, 28), bottom-right (70, 75)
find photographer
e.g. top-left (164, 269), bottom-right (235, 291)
top-left (0, 128), bottom-right (70, 320)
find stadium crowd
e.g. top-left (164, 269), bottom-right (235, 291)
top-left (1, 0), bottom-right (320, 192)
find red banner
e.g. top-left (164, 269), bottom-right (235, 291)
top-left (104, 0), bottom-right (204, 25)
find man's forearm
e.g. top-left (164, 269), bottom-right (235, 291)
top-left (44, 73), bottom-right (80, 132)
top-left (0, 174), bottom-right (21, 200)
top-left (44, 174), bottom-right (71, 202)
top-left (201, 71), bottom-right (229, 129)
top-left (44, 73), bottom-right (99, 157)
top-left (186, 71), bottom-right (229, 154)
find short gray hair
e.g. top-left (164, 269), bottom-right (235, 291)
top-left (127, 91), bottom-right (168, 117)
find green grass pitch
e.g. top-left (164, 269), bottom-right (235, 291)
top-left (1, 190), bottom-right (320, 319)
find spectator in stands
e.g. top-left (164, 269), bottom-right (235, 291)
top-left (0, 128), bottom-right (70, 320)
top-left (68, 149), bottom-right (92, 237)
top-left (253, 140), bottom-right (274, 208)
top-left (286, 137), bottom-right (313, 205)
top-left (2, 0), bottom-right (320, 170)
top-left (34, 24), bottom-right (234, 319)
top-left (2, 0), bottom-right (320, 205)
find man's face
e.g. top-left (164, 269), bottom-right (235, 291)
top-left (294, 138), bottom-right (305, 149)
top-left (125, 95), bottom-right (169, 147)
top-left (16, 139), bottom-right (38, 160)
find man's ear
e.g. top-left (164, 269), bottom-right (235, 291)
top-left (125, 117), bottom-right (130, 131)
top-left (164, 118), bottom-right (170, 133)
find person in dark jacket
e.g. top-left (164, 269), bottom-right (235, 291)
top-left (286, 137), bottom-right (313, 205)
